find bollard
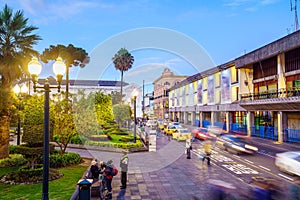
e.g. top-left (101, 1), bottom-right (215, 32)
top-left (77, 179), bottom-right (92, 200)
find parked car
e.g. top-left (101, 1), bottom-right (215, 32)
top-left (192, 127), bottom-right (216, 140)
top-left (172, 128), bottom-right (192, 141)
top-left (216, 135), bottom-right (258, 154)
top-left (164, 125), bottom-right (178, 135)
top-left (169, 122), bottom-right (182, 129)
top-left (275, 151), bottom-right (300, 176)
top-left (146, 119), bottom-right (157, 128)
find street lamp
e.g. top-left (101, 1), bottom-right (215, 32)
top-left (13, 84), bottom-right (28, 145)
top-left (132, 89), bottom-right (139, 143)
top-left (28, 56), bottom-right (66, 200)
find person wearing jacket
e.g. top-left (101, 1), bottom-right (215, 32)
top-left (120, 150), bottom-right (129, 189)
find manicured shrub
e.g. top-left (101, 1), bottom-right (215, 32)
top-left (50, 152), bottom-right (83, 168)
top-left (2, 165), bottom-right (63, 184)
top-left (0, 154), bottom-right (26, 168)
top-left (70, 135), bottom-right (84, 144)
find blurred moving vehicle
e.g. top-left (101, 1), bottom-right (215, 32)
top-left (275, 151), bottom-right (300, 176)
top-left (192, 127), bottom-right (216, 140)
top-left (172, 128), bottom-right (192, 141)
top-left (207, 126), bottom-right (225, 137)
top-left (216, 135), bottom-right (258, 154)
top-left (164, 125), bottom-right (178, 135)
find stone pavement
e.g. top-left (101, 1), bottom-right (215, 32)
top-left (67, 133), bottom-right (251, 200)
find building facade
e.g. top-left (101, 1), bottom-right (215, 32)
top-left (169, 30), bottom-right (300, 143)
top-left (153, 68), bottom-right (188, 119)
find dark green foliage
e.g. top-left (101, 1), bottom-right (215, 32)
top-left (9, 145), bottom-right (17, 154)
top-left (0, 154), bottom-right (26, 168)
top-left (22, 95), bottom-right (54, 146)
top-left (50, 152), bottom-right (83, 168)
top-left (119, 136), bottom-right (134, 142)
top-left (108, 127), bottom-right (129, 135)
top-left (70, 135), bottom-right (84, 144)
top-left (3, 165), bottom-right (62, 184)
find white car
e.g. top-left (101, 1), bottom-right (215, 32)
top-left (275, 151), bottom-right (300, 176)
top-left (146, 120), bottom-right (157, 128)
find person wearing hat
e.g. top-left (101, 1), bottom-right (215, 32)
top-left (87, 159), bottom-right (100, 182)
top-left (120, 150), bottom-right (129, 189)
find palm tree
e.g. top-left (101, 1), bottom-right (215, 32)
top-left (0, 4), bottom-right (41, 159)
top-left (112, 48), bottom-right (134, 99)
top-left (40, 44), bottom-right (90, 100)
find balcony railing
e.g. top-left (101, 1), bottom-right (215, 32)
top-left (241, 87), bottom-right (300, 101)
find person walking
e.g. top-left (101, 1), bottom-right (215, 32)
top-left (120, 150), bottom-right (129, 189)
top-left (100, 161), bottom-right (113, 199)
top-left (186, 138), bottom-right (192, 159)
top-left (203, 139), bottom-right (212, 166)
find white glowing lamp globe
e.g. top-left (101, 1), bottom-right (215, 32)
top-left (13, 85), bottom-right (21, 94)
top-left (28, 57), bottom-right (42, 75)
top-left (21, 84), bottom-right (28, 93)
top-left (53, 57), bottom-right (66, 75)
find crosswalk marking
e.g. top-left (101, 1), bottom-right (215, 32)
top-left (195, 146), bottom-right (259, 175)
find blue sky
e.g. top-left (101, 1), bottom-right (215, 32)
top-left (0, 0), bottom-right (296, 91)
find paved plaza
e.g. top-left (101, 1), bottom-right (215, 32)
top-left (68, 134), bottom-right (251, 200)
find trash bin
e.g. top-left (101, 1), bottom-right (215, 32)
top-left (77, 179), bottom-right (92, 200)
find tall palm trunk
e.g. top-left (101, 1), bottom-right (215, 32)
top-left (120, 70), bottom-right (124, 100)
top-left (0, 116), bottom-right (10, 159)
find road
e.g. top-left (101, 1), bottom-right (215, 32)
top-left (186, 135), bottom-right (300, 189)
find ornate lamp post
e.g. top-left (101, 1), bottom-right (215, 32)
top-left (132, 89), bottom-right (139, 143)
top-left (13, 84), bottom-right (28, 145)
top-left (28, 57), bottom-right (65, 200)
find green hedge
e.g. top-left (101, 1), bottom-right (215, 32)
top-left (50, 152), bottom-right (83, 168)
top-left (0, 154), bottom-right (26, 168)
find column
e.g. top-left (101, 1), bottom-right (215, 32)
top-left (225, 112), bottom-right (230, 133)
top-left (184, 111), bottom-right (188, 124)
top-left (277, 111), bottom-right (283, 143)
top-left (199, 112), bottom-right (203, 127)
top-left (211, 112), bottom-right (215, 127)
top-left (246, 111), bottom-right (254, 137)
top-left (277, 53), bottom-right (286, 91)
top-left (191, 111), bottom-right (196, 126)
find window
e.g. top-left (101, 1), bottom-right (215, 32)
top-left (231, 67), bottom-right (239, 83)
top-left (164, 82), bottom-right (170, 86)
top-left (253, 56), bottom-right (277, 79)
top-left (285, 47), bottom-right (300, 73)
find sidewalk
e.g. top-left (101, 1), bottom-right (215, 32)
top-left (68, 133), bottom-right (251, 200)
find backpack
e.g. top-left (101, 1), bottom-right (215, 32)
top-left (106, 164), bottom-right (118, 176)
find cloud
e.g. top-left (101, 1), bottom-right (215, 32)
top-left (17, 0), bottom-right (116, 24)
top-left (224, 0), bottom-right (279, 12)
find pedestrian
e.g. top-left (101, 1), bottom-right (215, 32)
top-left (186, 138), bottom-right (192, 159)
top-left (100, 161), bottom-right (113, 199)
top-left (203, 139), bottom-right (212, 165)
top-left (120, 150), bottom-right (129, 189)
top-left (86, 159), bottom-right (100, 183)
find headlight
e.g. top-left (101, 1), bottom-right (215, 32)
top-left (245, 144), bottom-right (258, 151)
top-left (231, 144), bottom-right (245, 152)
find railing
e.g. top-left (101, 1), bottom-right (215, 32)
top-left (202, 120), bottom-right (210, 128)
top-left (284, 128), bottom-right (300, 143)
top-left (214, 121), bottom-right (226, 130)
top-left (241, 87), bottom-right (300, 101)
top-left (251, 126), bottom-right (278, 140)
top-left (231, 123), bottom-right (247, 134)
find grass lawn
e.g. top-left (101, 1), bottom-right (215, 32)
top-left (0, 160), bottom-right (89, 200)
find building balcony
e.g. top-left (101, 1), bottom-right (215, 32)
top-left (240, 87), bottom-right (300, 111)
